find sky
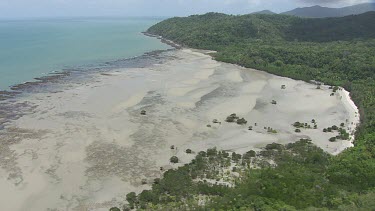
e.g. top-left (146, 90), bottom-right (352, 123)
top-left (0, 0), bottom-right (373, 19)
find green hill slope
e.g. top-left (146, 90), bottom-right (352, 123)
top-left (111, 12), bottom-right (375, 211)
top-left (148, 12), bottom-right (375, 43)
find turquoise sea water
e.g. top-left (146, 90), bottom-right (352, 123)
top-left (0, 18), bottom-right (170, 90)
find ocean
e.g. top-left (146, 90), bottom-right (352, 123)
top-left (0, 17), bottom-right (170, 90)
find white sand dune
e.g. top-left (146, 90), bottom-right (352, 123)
top-left (0, 49), bottom-right (359, 210)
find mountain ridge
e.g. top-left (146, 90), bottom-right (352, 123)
top-left (281, 3), bottom-right (375, 18)
top-left (251, 10), bottom-right (276, 15)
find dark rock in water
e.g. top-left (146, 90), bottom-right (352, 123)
top-left (0, 90), bottom-right (21, 101)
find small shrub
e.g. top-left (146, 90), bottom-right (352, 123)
top-left (293, 122), bottom-right (304, 128)
top-left (329, 137), bottom-right (336, 142)
top-left (333, 86), bottom-right (339, 92)
top-left (154, 178), bottom-right (160, 184)
top-left (247, 150), bottom-right (256, 157)
top-left (170, 156), bottom-right (179, 163)
top-left (186, 149), bottom-right (192, 154)
top-left (126, 192), bottom-right (137, 209)
top-left (237, 118), bottom-right (248, 125)
top-left (295, 129), bottom-right (301, 133)
top-left (198, 151), bottom-right (207, 157)
top-left (207, 148), bottom-right (217, 156)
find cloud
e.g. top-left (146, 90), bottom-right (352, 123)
top-left (0, 0), bottom-right (374, 18)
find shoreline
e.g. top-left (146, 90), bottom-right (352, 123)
top-left (0, 46), bottom-right (360, 210)
top-left (331, 88), bottom-right (360, 154)
top-left (142, 32), bottom-right (182, 49)
top-left (143, 32), bottom-right (361, 154)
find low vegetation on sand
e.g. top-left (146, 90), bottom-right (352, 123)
top-left (110, 139), bottom-right (374, 210)
top-left (293, 120), bottom-right (317, 130)
top-left (225, 113), bottom-right (248, 125)
top-left (323, 124), bottom-right (350, 141)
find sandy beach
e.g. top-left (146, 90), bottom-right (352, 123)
top-left (0, 48), bottom-right (359, 210)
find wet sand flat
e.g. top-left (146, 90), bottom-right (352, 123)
top-left (0, 49), bottom-right (359, 210)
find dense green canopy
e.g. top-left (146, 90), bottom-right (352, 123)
top-left (114, 12), bottom-right (375, 210)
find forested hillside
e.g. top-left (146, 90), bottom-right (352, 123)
top-left (112, 13), bottom-right (375, 210)
top-left (148, 12), bottom-right (375, 43)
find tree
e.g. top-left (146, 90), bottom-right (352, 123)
top-left (247, 150), bottom-right (256, 157)
top-left (186, 149), bottom-right (192, 154)
top-left (126, 192), bottom-right (137, 209)
top-left (109, 207), bottom-right (121, 211)
top-left (226, 114), bottom-right (238, 122)
top-left (329, 137), bottom-right (336, 142)
top-left (295, 129), bottom-right (301, 133)
top-left (237, 118), bottom-right (248, 125)
top-left (170, 156), bottom-right (179, 163)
